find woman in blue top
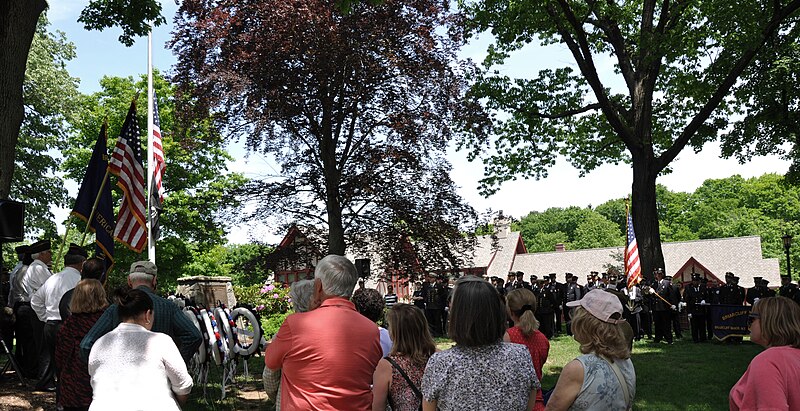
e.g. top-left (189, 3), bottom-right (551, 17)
top-left (547, 289), bottom-right (636, 411)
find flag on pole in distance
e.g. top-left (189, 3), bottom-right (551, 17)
top-left (109, 100), bottom-right (148, 252)
top-left (71, 123), bottom-right (115, 280)
top-left (625, 213), bottom-right (643, 288)
top-left (150, 95), bottom-right (164, 240)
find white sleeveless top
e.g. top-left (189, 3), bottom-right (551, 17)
top-left (568, 353), bottom-right (636, 411)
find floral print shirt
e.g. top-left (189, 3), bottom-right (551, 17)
top-left (421, 342), bottom-right (539, 411)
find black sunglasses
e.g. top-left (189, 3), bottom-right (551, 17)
top-left (747, 312), bottom-right (760, 326)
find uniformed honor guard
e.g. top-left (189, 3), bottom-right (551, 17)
top-left (684, 274), bottom-right (707, 343)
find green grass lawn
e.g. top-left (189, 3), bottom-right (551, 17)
top-left (541, 335), bottom-right (761, 411)
top-left (185, 336), bottom-right (761, 410)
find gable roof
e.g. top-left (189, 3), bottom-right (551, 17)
top-left (469, 230), bottom-right (527, 278)
top-left (510, 235), bottom-right (779, 288)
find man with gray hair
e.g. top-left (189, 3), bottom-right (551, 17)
top-left (31, 243), bottom-right (87, 390)
top-left (79, 261), bottom-right (202, 363)
top-left (265, 255), bottom-right (382, 410)
top-left (15, 240), bottom-right (52, 379)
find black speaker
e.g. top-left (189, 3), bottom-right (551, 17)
top-left (355, 258), bottom-right (370, 278)
top-left (0, 200), bottom-right (25, 242)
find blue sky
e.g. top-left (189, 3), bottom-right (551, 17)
top-left (47, 2), bottom-right (790, 244)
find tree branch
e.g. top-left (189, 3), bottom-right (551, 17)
top-left (658, 0), bottom-right (800, 170)
top-left (549, 0), bottom-right (635, 145)
top-left (522, 102), bottom-right (603, 119)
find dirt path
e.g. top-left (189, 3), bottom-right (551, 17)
top-left (0, 377), bottom-right (55, 411)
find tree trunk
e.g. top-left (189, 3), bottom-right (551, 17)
top-left (0, 0), bottom-right (46, 199)
top-left (325, 190), bottom-right (346, 256)
top-left (319, 120), bottom-right (346, 255)
top-left (631, 151), bottom-right (665, 283)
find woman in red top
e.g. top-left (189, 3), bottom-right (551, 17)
top-left (55, 279), bottom-right (108, 411)
top-left (504, 288), bottom-right (550, 411)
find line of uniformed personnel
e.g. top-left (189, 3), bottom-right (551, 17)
top-left (489, 269), bottom-right (800, 344)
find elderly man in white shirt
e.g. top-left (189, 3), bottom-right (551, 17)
top-left (14, 239), bottom-right (52, 379)
top-left (31, 243), bottom-right (86, 391)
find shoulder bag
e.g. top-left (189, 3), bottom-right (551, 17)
top-left (385, 356), bottom-right (424, 411)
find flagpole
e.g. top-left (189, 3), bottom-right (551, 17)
top-left (146, 24), bottom-right (156, 264)
top-left (54, 222), bottom-right (72, 272)
top-left (81, 168), bottom-right (113, 245)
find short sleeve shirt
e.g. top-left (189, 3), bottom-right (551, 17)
top-left (422, 342), bottom-right (539, 411)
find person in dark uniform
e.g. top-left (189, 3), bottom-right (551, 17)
top-left (719, 273), bottom-right (745, 343)
top-left (585, 272), bottom-right (598, 291)
top-left (667, 276), bottom-right (683, 339)
top-left (778, 274), bottom-right (798, 301)
top-left (492, 277), bottom-right (507, 298)
top-left (731, 276), bottom-right (746, 306)
top-left (761, 279), bottom-right (776, 297)
top-left (437, 275), bottom-right (451, 334)
top-left (512, 271), bottom-right (531, 291)
top-left (720, 273), bottom-right (745, 305)
top-left (652, 268), bottom-right (674, 344)
top-left (534, 278), bottom-right (557, 339)
top-left (563, 273), bottom-right (579, 335)
top-left (422, 274), bottom-right (443, 337)
top-left (504, 272), bottom-right (516, 295)
top-left (746, 277), bottom-right (764, 306)
top-left (621, 280), bottom-right (643, 340)
top-left (549, 273), bottom-right (565, 335)
top-left (529, 275), bottom-right (539, 294)
top-left (412, 281), bottom-right (426, 310)
top-left (684, 274), bottom-right (707, 343)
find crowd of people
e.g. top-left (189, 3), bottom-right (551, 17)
top-left (2, 245), bottom-right (800, 410)
top-left (263, 255), bottom-right (638, 410)
top-left (2, 241), bottom-right (201, 410)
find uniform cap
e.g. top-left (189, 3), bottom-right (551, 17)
top-left (66, 243), bottom-right (88, 258)
top-left (28, 240), bottom-right (51, 254)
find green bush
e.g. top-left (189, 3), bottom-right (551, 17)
top-left (262, 311), bottom-right (292, 339)
top-left (234, 281), bottom-right (292, 316)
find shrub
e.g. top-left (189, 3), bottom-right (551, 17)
top-left (234, 281), bottom-right (293, 317)
top-left (263, 312), bottom-right (292, 339)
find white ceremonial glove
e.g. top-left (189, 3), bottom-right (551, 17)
top-left (700, 300), bottom-right (706, 304)
top-left (688, 314), bottom-right (692, 319)
top-left (671, 305), bottom-right (677, 310)
top-left (753, 298), bottom-right (759, 303)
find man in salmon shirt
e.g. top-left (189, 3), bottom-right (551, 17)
top-left (265, 255), bottom-right (382, 410)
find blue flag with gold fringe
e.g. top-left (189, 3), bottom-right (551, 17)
top-left (72, 123), bottom-right (115, 280)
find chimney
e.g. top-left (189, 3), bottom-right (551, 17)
top-left (494, 218), bottom-right (511, 239)
top-left (555, 243), bottom-right (566, 252)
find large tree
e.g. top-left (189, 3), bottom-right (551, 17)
top-left (10, 16), bottom-right (79, 236)
top-left (0, 0), bottom-right (164, 199)
top-left (171, 0), bottom-right (480, 271)
top-left (458, 0), bottom-right (800, 280)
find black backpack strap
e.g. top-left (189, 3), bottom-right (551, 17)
top-left (385, 356), bottom-right (423, 400)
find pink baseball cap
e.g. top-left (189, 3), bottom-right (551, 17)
top-left (566, 289), bottom-right (625, 324)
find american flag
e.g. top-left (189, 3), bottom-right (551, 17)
top-left (109, 101), bottom-right (147, 252)
top-left (151, 97), bottom-right (165, 202)
top-left (625, 213), bottom-right (643, 287)
top-left (150, 96), bottom-right (165, 240)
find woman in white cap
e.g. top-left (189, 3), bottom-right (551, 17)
top-left (546, 289), bottom-right (636, 411)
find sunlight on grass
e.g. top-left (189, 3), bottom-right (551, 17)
top-left (185, 334), bottom-right (762, 410)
